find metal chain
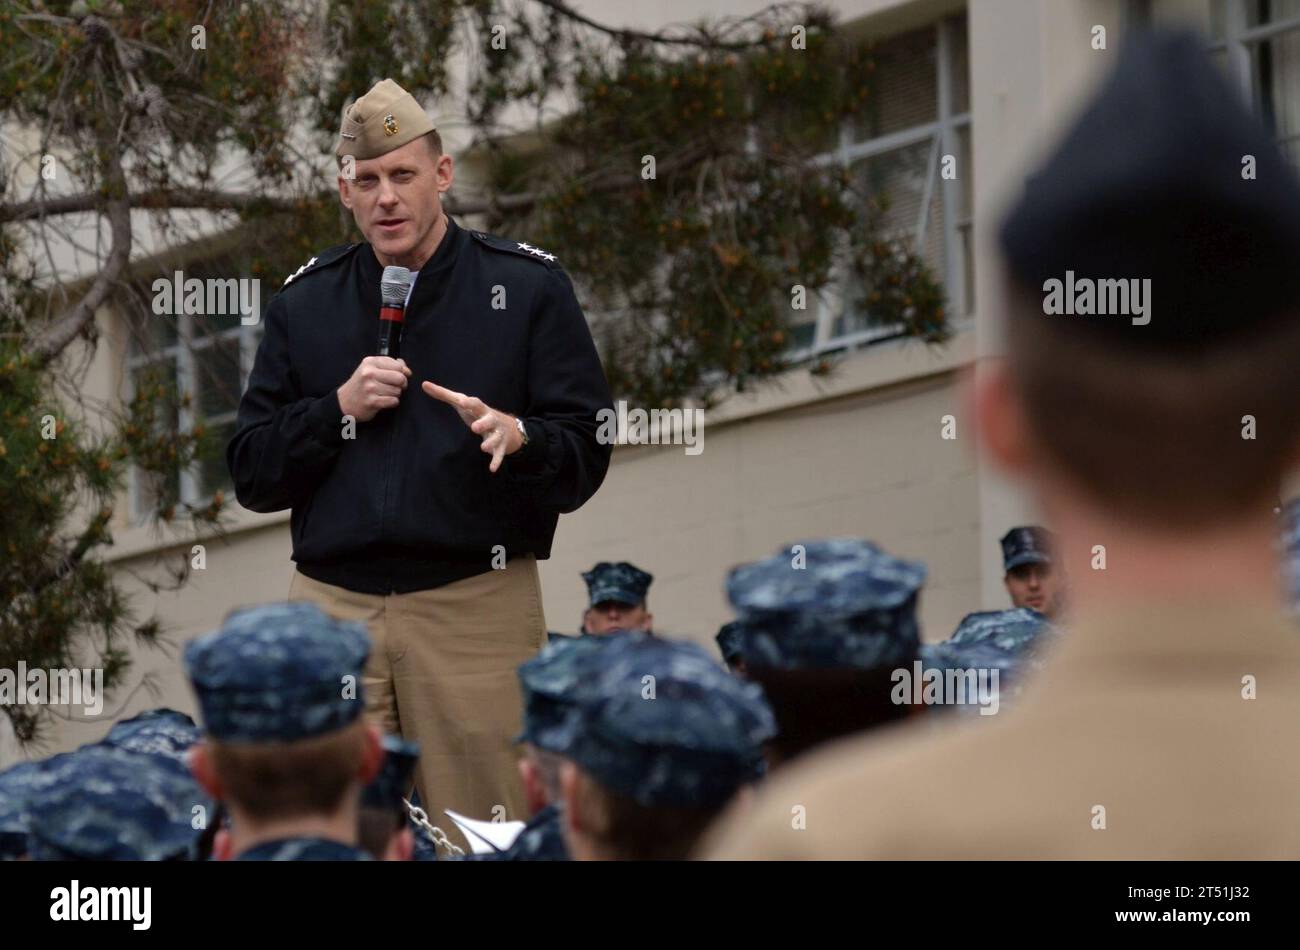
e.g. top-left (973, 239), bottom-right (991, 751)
top-left (403, 798), bottom-right (465, 857)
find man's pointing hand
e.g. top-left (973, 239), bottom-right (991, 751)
top-left (422, 381), bottom-right (524, 473)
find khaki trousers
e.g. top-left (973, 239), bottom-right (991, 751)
top-left (288, 558), bottom-right (547, 844)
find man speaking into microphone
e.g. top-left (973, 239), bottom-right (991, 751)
top-left (227, 78), bottom-right (613, 835)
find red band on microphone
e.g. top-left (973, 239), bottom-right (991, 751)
top-left (380, 306), bottom-right (405, 323)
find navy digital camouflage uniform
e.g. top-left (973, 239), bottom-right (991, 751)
top-left (98, 707), bottom-right (201, 776)
top-left (0, 756), bottom-right (70, 860)
top-left (913, 608), bottom-right (1058, 714)
top-left (558, 634), bottom-right (776, 809)
top-left (184, 601), bottom-right (373, 861)
top-left (24, 746), bottom-right (212, 861)
top-left (947, 607), bottom-right (1055, 654)
top-left (917, 639), bottom-right (1026, 711)
top-left (725, 538), bottom-right (927, 669)
top-left (457, 633), bottom-right (620, 861)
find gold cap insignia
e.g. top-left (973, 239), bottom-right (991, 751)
top-left (336, 80), bottom-right (435, 160)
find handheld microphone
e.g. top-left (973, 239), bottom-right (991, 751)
top-left (378, 265), bottom-right (412, 359)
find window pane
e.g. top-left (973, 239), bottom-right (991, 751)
top-left (126, 280), bottom-right (179, 354)
top-left (949, 16), bottom-right (970, 114)
top-left (129, 359), bottom-right (182, 517)
top-left (130, 358), bottom-right (181, 427)
top-left (785, 319), bottom-right (818, 351)
top-left (1247, 0), bottom-right (1300, 27)
top-left (191, 307), bottom-right (247, 338)
top-left (853, 138), bottom-right (941, 273)
top-left (1252, 26), bottom-right (1300, 165)
top-left (1206, 0), bottom-right (1227, 40)
top-left (194, 336), bottom-right (243, 418)
top-left (851, 27), bottom-right (937, 142)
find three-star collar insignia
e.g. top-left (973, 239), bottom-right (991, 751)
top-left (516, 241), bottom-right (557, 262)
top-left (283, 256), bottom-right (318, 286)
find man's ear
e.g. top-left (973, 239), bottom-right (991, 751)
top-left (337, 174), bottom-right (354, 211)
top-left (213, 828), bottom-right (233, 862)
top-left (967, 359), bottom-right (1033, 476)
top-left (643, 612), bottom-right (653, 634)
top-left (559, 761), bottom-right (583, 835)
top-left (358, 723), bottom-right (383, 785)
top-left (518, 756), bottom-right (546, 814)
top-left (189, 742), bottom-right (222, 800)
top-left (435, 152), bottom-right (454, 194)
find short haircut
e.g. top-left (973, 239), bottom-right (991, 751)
top-left (210, 720), bottom-right (366, 822)
top-left (1004, 277), bottom-right (1300, 529)
top-left (523, 743), bottom-right (564, 802)
top-left (746, 663), bottom-right (914, 769)
top-left (571, 768), bottom-right (726, 861)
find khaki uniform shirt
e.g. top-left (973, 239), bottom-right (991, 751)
top-left (702, 600), bottom-right (1300, 859)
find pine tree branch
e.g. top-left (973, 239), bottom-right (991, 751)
top-left (26, 142), bottom-right (133, 366)
top-left (527, 0), bottom-right (795, 50)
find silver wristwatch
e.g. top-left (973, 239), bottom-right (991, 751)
top-left (515, 417), bottom-right (529, 447)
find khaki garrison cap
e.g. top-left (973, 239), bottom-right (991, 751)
top-left (336, 78), bottom-right (436, 161)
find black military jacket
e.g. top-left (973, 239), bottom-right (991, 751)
top-left (227, 214), bottom-right (613, 594)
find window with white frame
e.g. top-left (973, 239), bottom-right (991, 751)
top-left (788, 13), bottom-right (972, 362)
top-left (1207, 0), bottom-right (1300, 164)
top-left (123, 257), bottom-right (262, 523)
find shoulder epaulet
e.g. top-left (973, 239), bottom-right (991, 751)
top-left (280, 242), bottom-right (360, 289)
top-left (468, 229), bottom-right (561, 267)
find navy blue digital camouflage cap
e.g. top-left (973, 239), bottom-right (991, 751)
top-left (25, 746), bottom-right (212, 861)
top-left (726, 538), bottom-right (927, 670)
top-left (999, 526), bottom-right (1054, 572)
top-left (99, 708), bottom-right (200, 770)
top-left (917, 639), bottom-right (1024, 710)
top-left (0, 758), bottom-right (66, 859)
top-left (562, 634), bottom-right (775, 808)
top-left (948, 607), bottom-right (1054, 655)
top-left (516, 633), bottom-right (619, 751)
top-left (999, 30), bottom-right (1300, 350)
top-left (582, 562), bottom-right (653, 606)
top-left (184, 601), bottom-right (370, 743)
top-left (715, 621), bottom-right (744, 664)
top-left (362, 735), bottom-right (419, 812)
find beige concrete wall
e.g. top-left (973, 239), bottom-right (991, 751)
top-left (539, 331), bottom-right (981, 648)
top-left (968, 0), bottom-right (1135, 606)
